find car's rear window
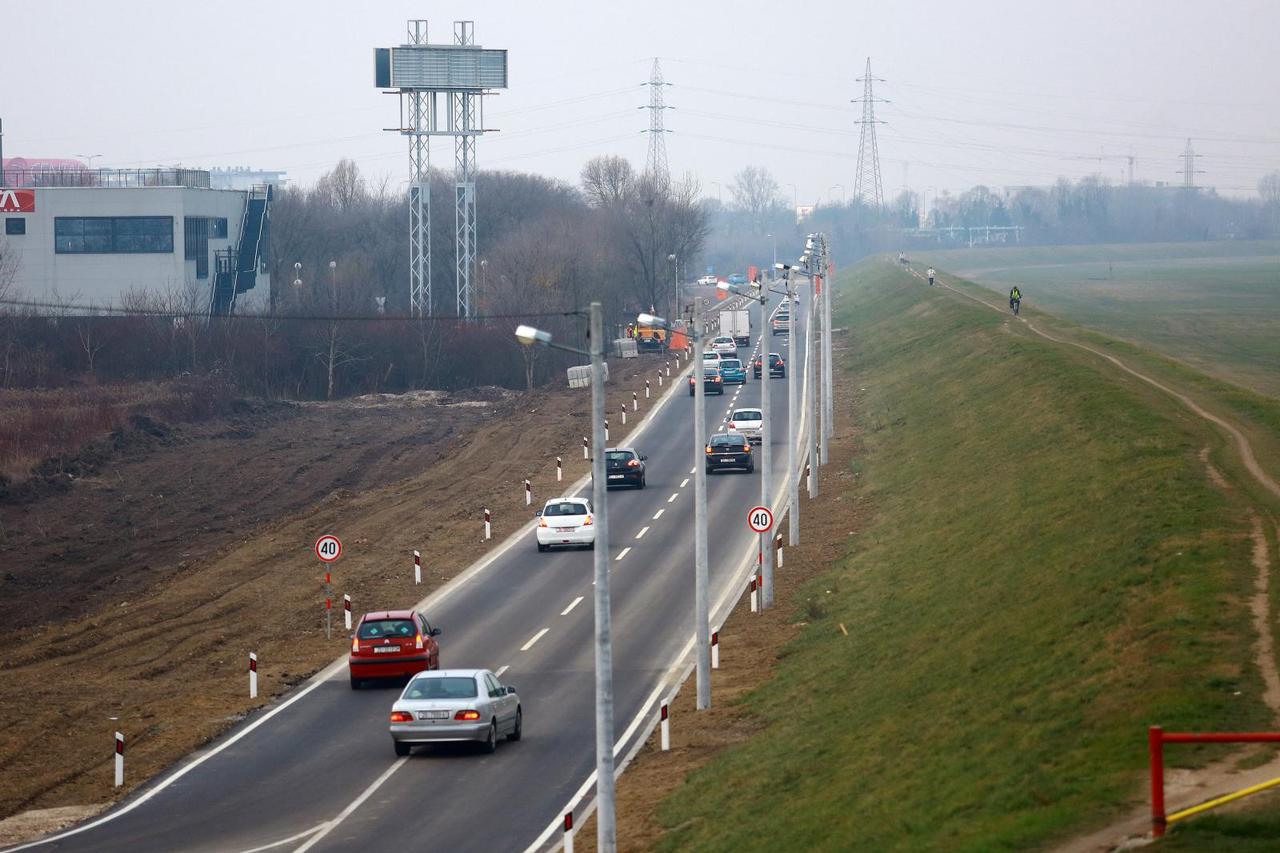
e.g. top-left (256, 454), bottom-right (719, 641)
top-left (710, 434), bottom-right (743, 447)
top-left (359, 619), bottom-right (416, 640)
top-left (404, 676), bottom-right (478, 700)
top-left (544, 501), bottom-right (588, 517)
top-left (720, 360), bottom-right (741, 369)
top-left (606, 451), bottom-right (635, 463)
top-left (734, 410), bottom-right (762, 421)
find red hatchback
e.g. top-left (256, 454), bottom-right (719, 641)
top-left (349, 610), bottom-right (441, 689)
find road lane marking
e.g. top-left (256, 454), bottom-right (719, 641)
top-left (295, 757), bottom-right (409, 852)
top-left (668, 492), bottom-right (679, 503)
top-left (615, 547), bottom-right (632, 561)
top-left (635, 526), bottom-right (649, 539)
top-left (495, 665), bottom-right (510, 677)
top-left (689, 467), bottom-right (696, 474)
top-left (561, 596), bottom-right (584, 616)
top-left (235, 824), bottom-right (329, 852)
top-left (521, 628), bottom-right (550, 651)
top-left (679, 478), bottom-right (689, 488)
top-left (652, 509), bottom-right (664, 520)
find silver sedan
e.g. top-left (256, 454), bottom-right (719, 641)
top-left (389, 668), bottom-right (522, 755)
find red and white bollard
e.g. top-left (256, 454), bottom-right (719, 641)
top-left (666, 361), bottom-right (671, 377)
top-left (645, 380), bottom-right (651, 399)
top-left (524, 479), bottom-right (532, 506)
top-left (343, 594), bottom-right (352, 631)
top-left (621, 406), bottom-right (627, 426)
top-left (749, 576), bottom-right (758, 613)
top-left (249, 651), bottom-right (258, 698)
top-left (775, 533), bottom-right (784, 569)
top-left (413, 549), bottom-right (422, 585)
top-left (632, 391), bottom-right (638, 411)
top-left (805, 462), bottom-right (812, 492)
top-left (563, 813), bottom-right (575, 853)
top-left (483, 508), bottom-right (492, 540)
top-left (660, 701), bottom-right (670, 751)
top-left (556, 456), bottom-right (563, 483)
top-left (114, 732), bottom-right (124, 787)
top-left (582, 436), bottom-right (589, 459)
top-left (604, 420), bottom-right (610, 441)
top-left (711, 631), bottom-right (720, 669)
top-left (658, 371), bottom-right (663, 387)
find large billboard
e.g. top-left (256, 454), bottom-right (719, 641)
top-left (374, 46), bottom-right (508, 90)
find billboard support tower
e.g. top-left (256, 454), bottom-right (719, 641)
top-left (641, 58), bottom-right (671, 186)
top-left (852, 57), bottom-right (887, 211)
top-left (375, 20), bottom-right (507, 317)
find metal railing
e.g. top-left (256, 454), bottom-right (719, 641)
top-left (2, 168), bottom-right (211, 189)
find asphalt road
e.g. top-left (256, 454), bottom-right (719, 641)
top-left (12, 286), bottom-right (814, 853)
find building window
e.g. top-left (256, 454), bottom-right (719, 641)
top-left (210, 217), bottom-right (228, 239)
top-left (4, 218), bottom-right (24, 236)
top-left (183, 217), bottom-right (210, 279)
top-left (54, 216), bottom-right (174, 254)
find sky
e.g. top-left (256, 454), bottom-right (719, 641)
top-left (3, 0), bottom-right (1278, 204)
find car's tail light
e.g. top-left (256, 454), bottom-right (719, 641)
top-left (539, 516), bottom-right (548, 527)
top-left (455, 710), bottom-right (481, 721)
top-left (743, 445), bottom-right (751, 453)
top-left (415, 633), bottom-right (424, 650)
top-left (390, 711), bottom-right (414, 723)
top-left (705, 446), bottom-right (714, 455)
top-left (627, 459), bottom-right (640, 468)
top-left (728, 422), bottom-right (735, 429)
top-left (351, 636), bottom-right (360, 654)
top-left (583, 515), bottom-right (594, 526)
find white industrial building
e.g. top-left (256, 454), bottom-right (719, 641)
top-left (0, 167), bottom-right (270, 315)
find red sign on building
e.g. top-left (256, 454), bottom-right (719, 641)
top-left (0, 189), bottom-right (36, 213)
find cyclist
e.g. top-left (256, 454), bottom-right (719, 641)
top-left (1009, 286), bottom-right (1022, 315)
top-left (927, 267), bottom-right (936, 286)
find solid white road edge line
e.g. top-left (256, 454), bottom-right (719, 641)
top-left (561, 596), bottom-right (584, 616)
top-left (293, 758), bottom-right (408, 853)
top-left (12, 353), bottom-right (699, 852)
top-left (234, 823), bottom-right (329, 853)
top-left (521, 628), bottom-right (550, 652)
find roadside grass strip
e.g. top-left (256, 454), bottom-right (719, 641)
top-left (653, 259), bottom-right (1270, 850)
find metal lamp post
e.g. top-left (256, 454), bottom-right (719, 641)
top-left (515, 306), bottom-right (616, 852)
top-left (775, 262), bottom-right (802, 544)
top-left (638, 306), bottom-right (711, 708)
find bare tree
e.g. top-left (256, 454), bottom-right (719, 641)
top-left (314, 159), bottom-right (369, 212)
top-left (729, 166), bottom-right (782, 234)
top-left (581, 156), bottom-right (635, 209)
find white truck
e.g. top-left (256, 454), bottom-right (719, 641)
top-left (720, 309), bottom-right (751, 346)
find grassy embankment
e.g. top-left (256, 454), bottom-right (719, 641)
top-left (651, 259), bottom-right (1270, 850)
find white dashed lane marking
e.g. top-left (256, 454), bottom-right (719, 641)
top-left (561, 596), bottom-right (583, 616)
top-left (615, 547), bottom-right (632, 561)
top-left (668, 493), bottom-right (679, 503)
top-left (520, 629), bottom-right (549, 652)
top-left (495, 665), bottom-right (510, 677)
top-left (680, 478), bottom-right (689, 488)
top-left (652, 509), bottom-right (664, 520)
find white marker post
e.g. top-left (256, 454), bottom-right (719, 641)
top-left (524, 479), bottom-right (532, 506)
top-left (583, 436), bottom-right (589, 460)
top-left (632, 391), bottom-right (638, 411)
top-left (658, 371), bottom-right (663, 387)
top-left (645, 380), bottom-right (651, 399)
top-left (660, 701), bottom-right (670, 751)
top-left (564, 813), bottom-right (575, 853)
top-left (711, 631), bottom-right (720, 669)
top-left (556, 456), bottom-right (563, 483)
top-left (620, 406), bottom-right (626, 426)
top-left (776, 533), bottom-right (784, 569)
top-left (484, 508), bottom-right (492, 541)
top-left (343, 594), bottom-right (352, 631)
top-left (413, 549), bottom-right (422, 585)
top-left (114, 732), bottom-right (124, 787)
top-left (249, 652), bottom-right (258, 698)
top-left (749, 576), bottom-right (758, 613)
top-left (604, 420), bottom-right (610, 441)
top-left (666, 361), bottom-right (671, 377)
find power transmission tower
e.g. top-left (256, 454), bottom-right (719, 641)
top-left (852, 57), bottom-right (887, 210)
top-left (1177, 138), bottom-right (1204, 188)
top-left (641, 58), bottom-right (671, 185)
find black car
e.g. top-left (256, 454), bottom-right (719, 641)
top-left (689, 366), bottom-right (725, 396)
top-left (705, 432), bottom-right (754, 474)
top-left (753, 353), bottom-right (786, 379)
top-left (604, 447), bottom-right (647, 488)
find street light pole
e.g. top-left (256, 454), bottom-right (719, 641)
top-left (785, 269), bottom-right (800, 546)
top-left (821, 238), bottom-right (834, 460)
top-left (588, 302), bottom-right (617, 852)
top-left (758, 289), bottom-right (775, 609)
top-left (692, 297), bottom-right (711, 709)
top-left (807, 282), bottom-right (819, 499)
top-left (767, 233), bottom-right (776, 271)
top-left (668, 253), bottom-right (678, 325)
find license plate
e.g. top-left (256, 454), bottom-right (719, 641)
top-left (417, 710), bottom-right (450, 720)
top-left (717, 458), bottom-right (734, 463)
top-left (557, 527), bottom-right (574, 532)
top-left (374, 646), bottom-right (399, 654)
top-left (608, 474), bottom-right (623, 480)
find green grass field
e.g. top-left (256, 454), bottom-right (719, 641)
top-left (916, 241), bottom-right (1280, 399)
top-left (653, 259), bottom-right (1269, 851)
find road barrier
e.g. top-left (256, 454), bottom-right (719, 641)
top-left (660, 701), bottom-right (670, 751)
top-left (249, 652), bottom-right (258, 699)
top-left (114, 732), bottom-right (124, 787)
top-left (413, 549), bottom-right (421, 585)
top-left (1149, 726), bottom-right (1280, 836)
top-left (483, 508), bottom-right (492, 541)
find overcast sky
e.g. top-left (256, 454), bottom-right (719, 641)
top-left (4, 0), bottom-right (1277, 203)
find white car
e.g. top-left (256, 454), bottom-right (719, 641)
top-left (702, 351), bottom-right (723, 365)
top-left (729, 408), bottom-right (763, 444)
top-left (536, 497), bottom-right (595, 551)
top-left (389, 669), bottom-right (521, 755)
top-left (710, 336), bottom-right (737, 355)
top-left (697, 275), bottom-right (718, 287)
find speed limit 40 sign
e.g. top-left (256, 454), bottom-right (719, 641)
top-left (747, 506), bottom-right (774, 534)
top-left (314, 534), bottom-right (343, 563)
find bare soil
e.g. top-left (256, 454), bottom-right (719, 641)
top-left (575, 342), bottom-right (865, 851)
top-left (0, 351), bottom-right (683, 828)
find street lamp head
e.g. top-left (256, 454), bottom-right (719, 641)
top-left (774, 262), bottom-right (789, 271)
top-left (667, 253), bottom-right (676, 262)
top-left (514, 325), bottom-right (553, 347)
top-left (637, 312), bottom-right (666, 328)
top-left (328, 260), bottom-right (337, 270)
top-left (293, 262), bottom-right (302, 272)
top-left (292, 279), bottom-right (302, 288)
